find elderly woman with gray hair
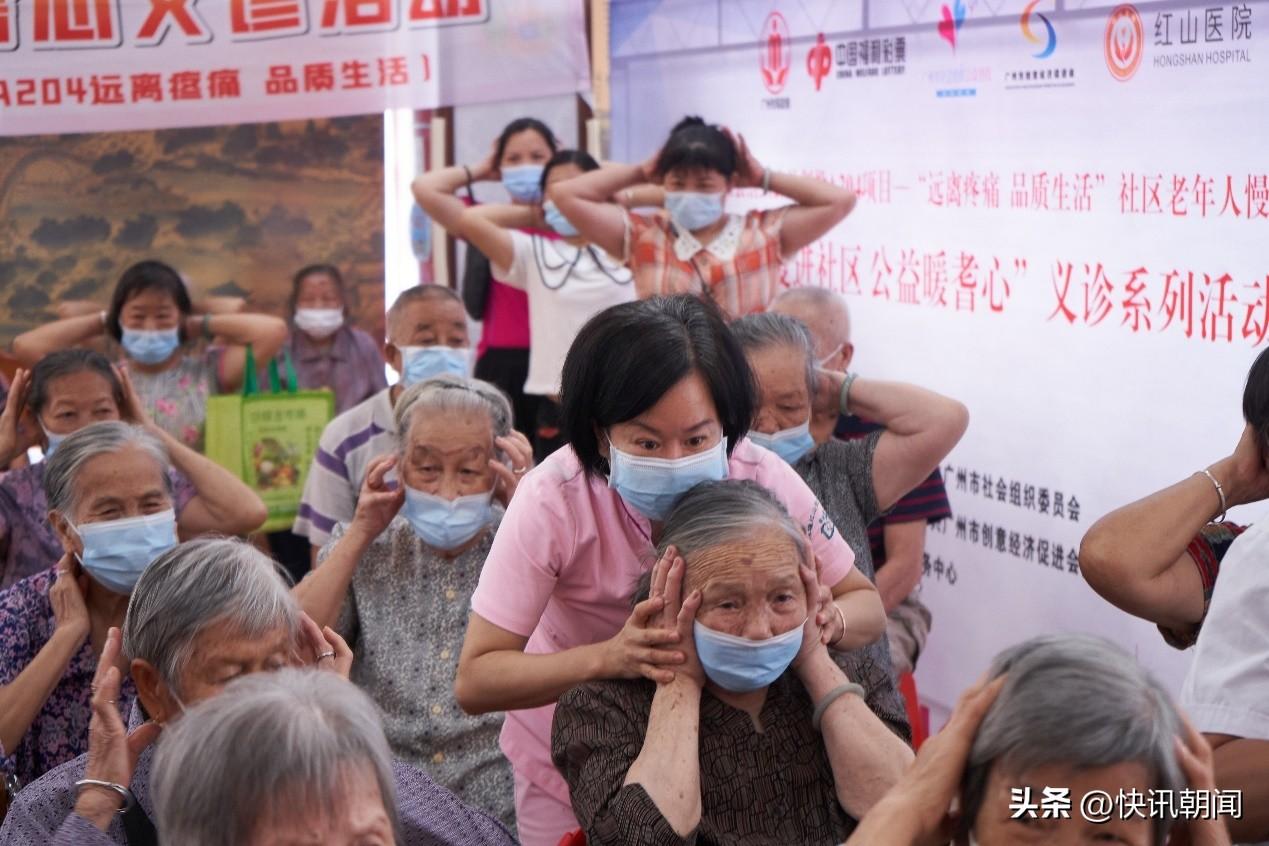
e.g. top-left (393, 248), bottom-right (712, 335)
top-left (294, 374), bottom-right (531, 829)
top-left (1, 537), bottom-right (516, 845)
top-left (730, 311), bottom-right (968, 678)
top-left (0, 421), bottom-right (187, 799)
top-left (551, 479), bottom-right (914, 845)
top-left (845, 634), bottom-right (1232, 846)
top-left (49, 668), bottom-right (400, 845)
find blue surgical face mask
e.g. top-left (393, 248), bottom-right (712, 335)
top-left (72, 508), bottom-right (177, 595)
top-left (693, 617), bottom-right (805, 692)
top-left (502, 164), bottom-right (545, 203)
top-left (543, 200), bottom-right (579, 238)
top-left (121, 328), bottom-right (181, 365)
top-left (607, 437), bottom-right (729, 522)
top-left (400, 346), bottom-right (470, 387)
top-left (748, 421), bottom-right (815, 465)
top-left (42, 425), bottom-right (67, 459)
top-left (402, 486), bottom-right (494, 550)
top-left (665, 191), bottom-right (725, 232)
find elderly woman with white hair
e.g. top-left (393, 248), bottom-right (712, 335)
top-left (295, 374), bottom-right (531, 828)
top-left (551, 480), bottom-right (914, 845)
top-left (50, 667), bottom-right (400, 845)
top-left (0, 421), bottom-right (185, 798)
top-left (0, 537), bottom-right (517, 846)
top-left (845, 634), bottom-right (1233, 846)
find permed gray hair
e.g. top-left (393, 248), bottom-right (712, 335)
top-left (122, 537), bottom-right (300, 696)
top-left (633, 479), bottom-right (811, 604)
top-left (393, 374), bottom-right (515, 459)
top-left (152, 668), bottom-right (399, 846)
top-left (730, 312), bottom-right (818, 400)
top-left (959, 634), bottom-right (1185, 846)
top-left (44, 420), bottom-right (172, 517)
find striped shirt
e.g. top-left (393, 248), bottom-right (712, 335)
top-left (293, 386), bottom-right (398, 548)
top-left (1158, 521), bottom-right (1248, 650)
top-left (835, 415), bottom-right (953, 568)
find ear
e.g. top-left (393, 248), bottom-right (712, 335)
top-left (49, 511), bottom-right (81, 558)
top-left (839, 343), bottom-right (855, 373)
top-left (131, 658), bottom-right (182, 726)
top-left (594, 424), bottom-right (610, 461)
top-left (385, 343), bottom-right (403, 376)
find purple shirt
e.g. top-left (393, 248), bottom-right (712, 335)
top-left (286, 325), bottom-right (387, 415)
top-left (0, 567), bottom-right (137, 786)
top-left (0, 462), bottom-right (197, 591)
top-left (4, 706), bottom-right (517, 846)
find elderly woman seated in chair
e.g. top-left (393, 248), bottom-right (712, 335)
top-left (551, 479), bottom-right (913, 846)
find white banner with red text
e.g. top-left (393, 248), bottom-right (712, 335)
top-left (0, 0), bottom-right (589, 135)
top-left (611, 0), bottom-right (1269, 720)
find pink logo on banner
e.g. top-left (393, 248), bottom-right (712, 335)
top-left (807, 32), bottom-right (831, 90)
top-left (1105, 4), bottom-right (1144, 81)
top-left (938, 0), bottom-right (966, 51)
top-left (761, 11), bottom-right (790, 94)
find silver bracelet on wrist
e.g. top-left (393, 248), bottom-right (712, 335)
top-left (761, 168), bottom-right (773, 194)
top-left (74, 778), bottom-right (136, 814)
top-left (1198, 469), bottom-right (1228, 523)
top-left (838, 372), bottom-right (859, 417)
top-left (812, 682), bottom-right (865, 732)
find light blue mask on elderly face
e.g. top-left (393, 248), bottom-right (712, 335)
top-left (401, 486), bottom-right (494, 550)
top-left (692, 618), bottom-right (805, 692)
top-left (72, 508), bottom-right (177, 594)
top-left (748, 421), bottom-right (815, 465)
top-left (399, 346), bottom-right (471, 387)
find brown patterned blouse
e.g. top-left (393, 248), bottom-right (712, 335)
top-left (553, 670), bottom-right (883, 846)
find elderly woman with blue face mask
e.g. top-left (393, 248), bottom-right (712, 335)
top-left (552, 480), bottom-right (914, 845)
top-left (12, 261), bottom-right (288, 451)
top-left (295, 375), bottom-right (530, 829)
top-left (0, 422), bottom-right (180, 793)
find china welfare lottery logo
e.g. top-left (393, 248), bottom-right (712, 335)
top-left (807, 32), bottom-right (831, 90)
top-left (1105, 4), bottom-right (1144, 80)
top-left (1021, 1), bottom-right (1057, 58)
top-left (939, 0), bottom-right (966, 50)
top-left (761, 11), bottom-right (791, 94)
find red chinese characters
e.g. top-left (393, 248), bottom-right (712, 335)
top-left (134, 0), bottom-right (211, 46)
top-left (407, 0), bottom-right (486, 26)
top-left (230, 0), bottom-right (308, 40)
top-left (0, 0), bottom-right (16, 50)
top-left (319, 0), bottom-right (396, 33)
top-left (33, 0), bottom-right (122, 48)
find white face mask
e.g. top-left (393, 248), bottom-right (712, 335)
top-left (294, 308), bottom-right (344, 339)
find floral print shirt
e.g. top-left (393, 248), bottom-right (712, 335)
top-left (0, 566), bottom-right (137, 787)
top-left (123, 346), bottom-right (223, 451)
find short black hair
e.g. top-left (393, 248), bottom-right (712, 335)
top-left (106, 260), bottom-right (193, 343)
top-left (26, 349), bottom-right (125, 418)
top-left (493, 117), bottom-right (558, 167)
top-left (560, 295), bottom-right (756, 477)
top-left (654, 116), bottom-right (737, 180)
top-left (288, 264), bottom-right (348, 317)
top-left (1243, 346), bottom-right (1269, 444)
top-left (539, 149), bottom-right (600, 194)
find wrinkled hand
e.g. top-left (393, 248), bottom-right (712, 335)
top-left (351, 455), bottom-right (405, 539)
top-left (601, 546), bottom-right (685, 683)
top-left (113, 365), bottom-right (154, 428)
top-left (293, 612), bottom-right (354, 680)
top-left (75, 626), bottom-right (162, 832)
top-left (813, 368), bottom-right (846, 419)
top-left (650, 547), bottom-right (705, 687)
top-left (0, 367), bottom-right (34, 466)
top-left (792, 556), bottom-right (834, 668)
top-left (51, 554), bottom-right (91, 641)
top-left (473, 141), bottom-right (500, 182)
top-left (1214, 423), bottom-right (1269, 508)
top-left (490, 431), bottom-right (533, 507)
top-left (723, 128), bottom-right (765, 189)
top-left (1170, 712), bottom-right (1232, 846)
top-left (845, 675), bottom-right (1006, 846)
